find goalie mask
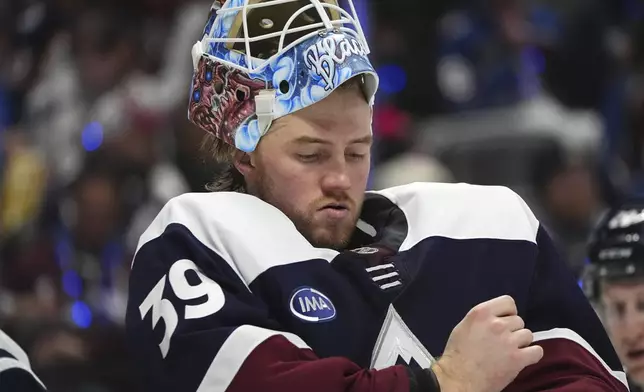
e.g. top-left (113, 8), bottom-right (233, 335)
top-left (583, 199), bottom-right (644, 302)
top-left (188, 0), bottom-right (379, 152)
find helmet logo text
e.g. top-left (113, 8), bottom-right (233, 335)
top-left (304, 35), bottom-right (367, 91)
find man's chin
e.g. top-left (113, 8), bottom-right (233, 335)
top-left (308, 226), bottom-right (354, 250)
top-left (628, 362), bottom-right (644, 384)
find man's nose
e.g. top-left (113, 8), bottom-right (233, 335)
top-left (321, 161), bottom-right (351, 193)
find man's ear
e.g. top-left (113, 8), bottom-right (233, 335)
top-left (233, 150), bottom-right (255, 176)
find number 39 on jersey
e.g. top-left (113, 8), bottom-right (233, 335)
top-left (138, 259), bottom-right (225, 358)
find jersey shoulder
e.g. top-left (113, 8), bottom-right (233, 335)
top-left (136, 191), bottom-right (283, 253)
top-left (134, 192), bottom-right (337, 284)
top-left (0, 329), bottom-right (46, 391)
top-left (370, 182), bottom-right (540, 250)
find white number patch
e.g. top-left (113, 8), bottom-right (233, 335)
top-left (370, 305), bottom-right (435, 370)
top-left (139, 259), bottom-right (225, 358)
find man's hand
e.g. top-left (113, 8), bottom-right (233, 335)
top-left (432, 295), bottom-right (543, 392)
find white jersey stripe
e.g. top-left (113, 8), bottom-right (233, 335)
top-left (134, 183), bottom-right (540, 286)
top-left (370, 183), bottom-right (540, 252)
top-left (379, 281), bottom-right (402, 290)
top-left (0, 358), bottom-right (46, 390)
top-left (533, 328), bottom-right (628, 389)
top-left (0, 330), bottom-right (30, 367)
top-left (0, 330), bottom-right (46, 390)
top-left (134, 192), bottom-right (339, 285)
top-left (366, 264), bottom-right (395, 272)
top-left (372, 272), bottom-right (399, 282)
top-left (196, 325), bottom-right (310, 392)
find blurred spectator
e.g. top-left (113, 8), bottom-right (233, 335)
top-left (0, 129), bottom-right (46, 239)
top-left (0, 0), bottom-right (59, 125)
top-left (83, 118), bottom-right (189, 252)
top-left (532, 144), bottom-right (604, 277)
top-left (1, 168), bottom-right (131, 328)
top-left (541, 0), bottom-right (614, 110)
top-left (25, 3), bottom-right (142, 186)
top-left (371, 153), bottom-right (454, 190)
top-left (2, 323), bottom-right (138, 392)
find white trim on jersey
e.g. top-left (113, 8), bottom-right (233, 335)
top-left (370, 183), bottom-right (540, 252)
top-left (134, 192), bottom-right (339, 285)
top-left (0, 358), bottom-right (46, 389)
top-left (365, 264), bottom-right (402, 290)
top-left (0, 330), bottom-right (31, 367)
top-left (365, 264), bottom-right (395, 273)
top-left (0, 330), bottom-right (46, 390)
top-left (196, 325), bottom-right (310, 392)
top-left (379, 281), bottom-right (402, 290)
top-left (533, 327), bottom-right (628, 389)
top-left (134, 183), bottom-right (540, 286)
top-left (372, 272), bottom-right (398, 282)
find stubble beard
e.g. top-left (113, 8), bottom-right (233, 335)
top-left (253, 174), bottom-right (359, 250)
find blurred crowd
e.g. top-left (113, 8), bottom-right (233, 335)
top-left (1, 0), bottom-right (644, 390)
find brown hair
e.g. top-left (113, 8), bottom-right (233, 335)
top-left (203, 76), bottom-right (367, 193)
top-left (202, 134), bottom-right (247, 192)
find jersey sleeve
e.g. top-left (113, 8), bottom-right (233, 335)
top-left (506, 224), bottom-right (629, 392)
top-left (126, 221), bottom-right (416, 392)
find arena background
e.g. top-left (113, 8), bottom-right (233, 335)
top-left (1, 0), bottom-right (643, 390)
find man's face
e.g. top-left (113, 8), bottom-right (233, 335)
top-left (601, 278), bottom-right (644, 384)
top-left (244, 84), bottom-right (372, 249)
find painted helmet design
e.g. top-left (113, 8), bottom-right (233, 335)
top-left (188, 0), bottom-right (379, 152)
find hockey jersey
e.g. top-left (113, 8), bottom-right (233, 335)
top-left (0, 329), bottom-right (46, 391)
top-left (126, 182), bottom-right (629, 392)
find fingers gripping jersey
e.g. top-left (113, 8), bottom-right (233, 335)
top-left (126, 183), bottom-right (629, 392)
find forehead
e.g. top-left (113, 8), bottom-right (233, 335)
top-left (267, 87), bottom-right (372, 144)
top-left (602, 277), bottom-right (644, 300)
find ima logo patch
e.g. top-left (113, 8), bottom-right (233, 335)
top-left (289, 287), bottom-right (336, 323)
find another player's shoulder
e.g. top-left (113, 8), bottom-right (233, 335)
top-left (372, 182), bottom-right (540, 244)
top-left (0, 329), bottom-right (46, 391)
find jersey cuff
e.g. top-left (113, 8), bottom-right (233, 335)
top-left (405, 366), bottom-right (440, 392)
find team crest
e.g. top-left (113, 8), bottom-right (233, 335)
top-left (289, 287), bottom-right (336, 323)
top-left (371, 305), bottom-right (435, 370)
top-left (351, 247), bottom-right (379, 255)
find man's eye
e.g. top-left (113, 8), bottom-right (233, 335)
top-left (297, 154), bottom-right (319, 163)
top-left (607, 302), bottom-right (626, 319)
top-left (347, 153), bottom-right (366, 161)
